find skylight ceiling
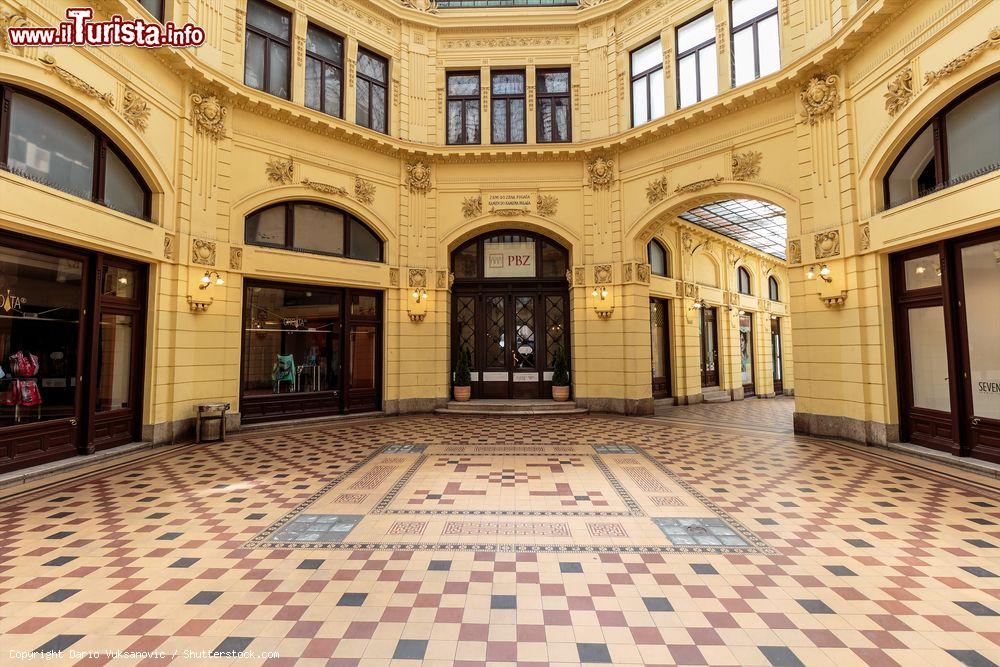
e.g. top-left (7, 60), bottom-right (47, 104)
top-left (677, 199), bottom-right (787, 260)
top-left (436, 0), bottom-right (576, 7)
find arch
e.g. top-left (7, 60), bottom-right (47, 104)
top-left (450, 228), bottom-right (569, 282)
top-left (243, 200), bottom-right (384, 262)
top-left (647, 238), bottom-right (670, 277)
top-left (441, 214), bottom-right (581, 266)
top-left (694, 253), bottom-right (720, 287)
top-left (737, 266), bottom-right (753, 295)
top-left (768, 275), bottom-right (780, 301)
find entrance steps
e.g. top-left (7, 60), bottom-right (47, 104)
top-left (701, 387), bottom-right (731, 404)
top-left (435, 399), bottom-right (589, 416)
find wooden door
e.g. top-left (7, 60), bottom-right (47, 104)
top-left (700, 307), bottom-right (719, 387)
top-left (770, 317), bottom-right (783, 394)
top-left (650, 299), bottom-right (671, 398)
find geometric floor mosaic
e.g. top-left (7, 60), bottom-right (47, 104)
top-left (2, 398), bottom-right (999, 666)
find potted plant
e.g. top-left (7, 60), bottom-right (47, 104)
top-left (453, 346), bottom-right (472, 402)
top-left (551, 345), bottom-right (570, 402)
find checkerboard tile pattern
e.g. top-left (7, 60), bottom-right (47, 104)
top-left (0, 404), bottom-right (998, 666)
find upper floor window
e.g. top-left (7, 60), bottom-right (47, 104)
top-left (447, 72), bottom-right (481, 145)
top-left (356, 48), bottom-right (388, 134)
top-left (137, 0), bottom-right (163, 21)
top-left (245, 201), bottom-right (383, 262)
top-left (491, 71), bottom-right (526, 144)
top-left (648, 240), bottom-right (669, 277)
top-left (631, 39), bottom-right (665, 126)
top-left (305, 24), bottom-right (343, 118)
top-left (768, 276), bottom-right (779, 301)
top-left (244, 0), bottom-right (291, 100)
top-left (536, 69), bottom-right (571, 143)
top-left (1, 85), bottom-right (151, 220)
top-left (731, 0), bottom-right (779, 86)
top-left (677, 11), bottom-right (718, 108)
top-left (885, 76), bottom-right (1000, 209)
top-left (737, 266), bottom-right (752, 295)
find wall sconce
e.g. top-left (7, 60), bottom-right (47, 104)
top-left (199, 270), bottom-right (225, 290)
top-left (408, 288), bottom-right (429, 322)
top-left (806, 264), bottom-right (832, 283)
top-left (591, 285), bottom-right (614, 319)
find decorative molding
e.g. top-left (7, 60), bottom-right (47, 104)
top-left (122, 89), bottom-right (150, 132)
top-left (190, 93), bottom-right (227, 140)
top-left (229, 246), bottom-right (243, 271)
top-left (820, 291), bottom-right (848, 308)
top-left (389, 267), bottom-right (400, 287)
top-left (490, 208), bottom-right (531, 217)
top-left (462, 195), bottom-right (483, 219)
top-left (623, 263), bottom-right (633, 282)
top-left (859, 223), bottom-right (871, 251)
top-left (265, 158), bottom-right (294, 185)
top-left (682, 232), bottom-right (695, 254)
top-left (191, 239), bottom-right (216, 266)
top-left (731, 150), bottom-right (762, 180)
top-left (674, 176), bottom-right (723, 193)
top-left (787, 240), bottom-right (801, 265)
top-left (574, 267), bottom-right (585, 285)
top-left (301, 177), bottom-right (347, 196)
top-left (577, 0), bottom-right (611, 9)
top-left (636, 263), bottom-right (651, 284)
top-left (38, 55), bottom-right (114, 107)
top-left (646, 176), bottom-right (670, 204)
top-left (883, 67), bottom-right (913, 116)
top-left (814, 230), bottom-right (841, 259)
top-left (405, 161), bottom-right (433, 193)
top-left (565, 269), bottom-right (573, 286)
top-left (408, 268), bottom-right (427, 288)
top-left (924, 27), bottom-right (1000, 87)
top-left (684, 283), bottom-right (699, 298)
top-left (800, 74), bottom-right (839, 124)
top-left (163, 234), bottom-right (176, 260)
top-left (594, 264), bottom-right (612, 284)
top-left (536, 194), bottom-right (559, 217)
top-left (354, 176), bottom-right (376, 205)
top-left (1, 8), bottom-right (29, 53)
top-left (442, 35), bottom-right (575, 50)
top-left (436, 270), bottom-right (447, 289)
top-left (586, 156), bottom-right (615, 190)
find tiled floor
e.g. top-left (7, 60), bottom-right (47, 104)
top-left (2, 403), bottom-right (999, 666)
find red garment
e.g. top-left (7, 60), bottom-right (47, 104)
top-left (14, 379), bottom-right (41, 407)
top-left (10, 351), bottom-right (40, 377)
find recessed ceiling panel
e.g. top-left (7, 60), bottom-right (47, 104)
top-left (677, 199), bottom-right (787, 259)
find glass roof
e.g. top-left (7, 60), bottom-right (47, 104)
top-left (677, 199), bottom-right (787, 259)
top-left (436, 0), bottom-right (576, 7)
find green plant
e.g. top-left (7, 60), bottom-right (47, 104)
top-left (454, 346), bottom-right (472, 386)
top-left (551, 345), bottom-right (569, 387)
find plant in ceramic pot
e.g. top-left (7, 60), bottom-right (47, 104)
top-left (453, 346), bottom-right (472, 402)
top-left (551, 345), bottom-right (570, 402)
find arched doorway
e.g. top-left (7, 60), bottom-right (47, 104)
top-left (451, 230), bottom-right (570, 399)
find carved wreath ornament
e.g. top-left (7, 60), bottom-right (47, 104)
top-left (800, 74), bottom-right (839, 124)
top-left (405, 161), bottom-right (432, 193)
top-left (191, 93), bottom-right (227, 140)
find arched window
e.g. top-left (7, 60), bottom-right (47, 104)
top-left (647, 240), bottom-right (669, 277)
top-left (737, 266), bottom-right (752, 295)
top-left (884, 75), bottom-right (1000, 209)
top-left (1, 84), bottom-right (151, 220)
top-left (245, 201), bottom-right (383, 262)
top-left (451, 231), bottom-right (567, 281)
top-left (768, 276), bottom-right (779, 301)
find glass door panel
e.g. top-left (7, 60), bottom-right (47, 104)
top-left (512, 295), bottom-right (539, 398)
top-left (700, 307), bottom-right (719, 387)
top-left (739, 313), bottom-right (754, 396)
top-left (650, 299), bottom-right (670, 398)
top-left (906, 306), bottom-right (951, 412)
top-left (770, 317), bottom-right (783, 394)
top-left (96, 313), bottom-right (133, 411)
top-left (482, 295), bottom-right (509, 398)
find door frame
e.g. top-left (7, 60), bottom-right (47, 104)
top-left (770, 316), bottom-right (783, 395)
top-left (740, 312), bottom-right (755, 397)
top-left (650, 298), bottom-right (671, 399)
top-left (700, 306), bottom-right (720, 387)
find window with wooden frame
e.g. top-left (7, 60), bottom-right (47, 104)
top-left (244, 201), bottom-right (383, 262)
top-left (631, 39), bottom-right (665, 126)
top-left (305, 24), bottom-right (344, 118)
top-left (244, 0), bottom-right (291, 99)
top-left (768, 276), bottom-right (779, 301)
top-left (356, 48), bottom-right (389, 134)
top-left (731, 0), bottom-right (779, 87)
top-left (677, 11), bottom-right (718, 108)
top-left (648, 240), bottom-right (669, 277)
top-left (446, 71), bottom-right (481, 145)
top-left (737, 266), bottom-right (752, 295)
top-left (491, 70), bottom-right (526, 144)
top-left (536, 69), bottom-right (571, 143)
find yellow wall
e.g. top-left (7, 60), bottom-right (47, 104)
top-left (0, 0), bottom-right (996, 443)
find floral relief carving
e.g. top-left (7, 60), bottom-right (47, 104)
top-left (408, 268), bottom-right (427, 288)
top-left (38, 55), bottom-right (114, 107)
top-left (675, 176), bottom-right (723, 194)
top-left (594, 264), bottom-right (612, 284)
top-left (859, 223), bottom-right (871, 251)
top-left (574, 267), bottom-right (585, 285)
top-left (577, 0), bottom-right (611, 8)
top-left (682, 232), bottom-right (695, 254)
top-left (637, 263), bottom-right (651, 284)
top-left (301, 178), bottom-right (347, 196)
top-left (1, 8), bottom-right (29, 53)
top-left (565, 269), bottom-right (573, 286)
top-left (191, 239), bottom-right (216, 266)
top-left (190, 93), bottom-right (227, 140)
top-left (405, 161), bottom-right (433, 193)
top-left (265, 158), bottom-right (294, 185)
top-left (924, 28), bottom-right (1000, 87)
top-left (229, 246), bottom-right (243, 271)
top-left (389, 268), bottom-right (400, 287)
top-left (787, 240), bottom-right (801, 264)
top-left (623, 263), bottom-right (633, 282)
top-left (731, 150), bottom-right (762, 180)
top-left (800, 74), bottom-right (840, 124)
top-left (646, 176), bottom-right (670, 204)
top-left (163, 234), bottom-right (176, 260)
top-left (884, 68), bottom-right (913, 116)
top-left (814, 230), bottom-right (840, 259)
top-left (399, 0), bottom-right (438, 13)
top-left (354, 177), bottom-right (376, 205)
top-left (462, 195), bottom-right (483, 220)
top-left (684, 283), bottom-right (699, 298)
top-left (122, 89), bottom-right (150, 132)
top-left (536, 194), bottom-right (559, 217)
top-left (586, 156), bottom-right (615, 190)
top-left (436, 270), bottom-right (447, 289)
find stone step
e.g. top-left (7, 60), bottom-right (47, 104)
top-left (435, 400), bottom-right (589, 416)
top-left (701, 387), bottom-right (731, 403)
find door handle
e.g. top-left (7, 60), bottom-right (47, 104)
top-left (70, 419), bottom-right (78, 426)
top-left (971, 417), bottom-right (981, 426)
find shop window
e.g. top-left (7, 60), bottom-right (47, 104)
top-left (648, 240), bottom-right (669, 277)
top-left (356, 48), bottom-right (389, 134)
top-left (631, 39), bottom-right (664, 126)
top-left (446, 72), bottom-right (481, 145)
top-left (305, 24), bottom-right (344, 118)
top-left (244, 202), bottom-right (383, 261)
top-left (768, 275), bottom-right (779, 301)
top-left (884, 76), bottom-right (1000, 208)
top-left (677, 11), bottom-right (718, 108)
top-left (491, 71), bottom-right (526, 144)
top-left (731, 0), bottom-right (779, 87)
top-left (737, 266), bottom-right (752, 295)
top-left (244, 0), bottom-right (291, 99)
top-left (536, 69), bottom-right (571, 143)
top-left (1, 86), bottom-right (151, 220)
